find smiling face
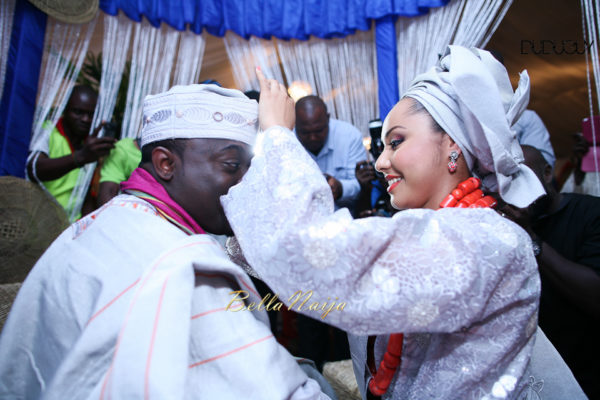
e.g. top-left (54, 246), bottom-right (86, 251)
top-left (375, 98), bottom-right (465, 210)
top-left (168, 138), bottom-right (252, 236)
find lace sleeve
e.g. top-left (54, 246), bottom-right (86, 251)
top-left (222, 127), bottom-right (540, 336)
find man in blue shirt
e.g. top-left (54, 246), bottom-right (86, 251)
top-left (293, 95), bottom-right (364, 369)
top-left (295, 96), bottom-right (364, 210)
top-left (513, 110), bottom-right (556, 168)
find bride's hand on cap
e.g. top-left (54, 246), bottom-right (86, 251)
top-left (256, 67), bottom-right (295, 131)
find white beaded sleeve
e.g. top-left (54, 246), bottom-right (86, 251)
top-left (222, 126), bottom-right (540, 337)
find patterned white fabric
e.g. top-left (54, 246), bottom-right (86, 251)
top-left (222, 126), bottom-right (541, 400)
top-left (140, 84), bottom-right (258, 147)
top-left (0, 194), bottom-right (327, 399)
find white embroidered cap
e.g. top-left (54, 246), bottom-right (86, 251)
top-left (140, 84), bottom-right (258, 148)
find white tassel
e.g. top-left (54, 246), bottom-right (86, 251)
top-left (581, 0), bottom-right (600, 191)
top-left (27, 14), bottom-right (97, 221)
top-left (397, 0), bottom-right (514, 97)
top-left (0, 0), bottom-right (16, 98)
top-left (277, 31), bottom-right (378, 137)
top-left (224, 31), bottom-right (283, 92)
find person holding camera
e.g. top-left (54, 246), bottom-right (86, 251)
top-left (294, 95), bottom-right (364, 211)
top-left (355, 119), bottom-right (396, 218)
top-left (27, 85), bottom-right (115, 219)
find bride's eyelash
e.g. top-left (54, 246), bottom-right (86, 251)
top-left (390, 138), bottom-right (404, 149)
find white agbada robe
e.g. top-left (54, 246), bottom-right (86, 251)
top-left (223, 126), bottom-right (554, 400)
top-left (0, 194), bottom-right (328, 399)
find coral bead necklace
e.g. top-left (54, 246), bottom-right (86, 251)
top-left (367, 177), bottom-right (496, 398)
top-left (438, 177), bottom-right (497, 209)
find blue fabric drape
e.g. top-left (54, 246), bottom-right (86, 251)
top-left (0, 1), bottom-right (46, 177)
top-left (375, 15), bottom-right (400, 121)
top-left (0, 0), bottom-right (451, 177)
top-left (98, 0), bottom-right (448, 124)
top-left (99, 0), bottom-right (449, 39)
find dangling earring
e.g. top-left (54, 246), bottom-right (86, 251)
top-left (448, 151), bottom-right (459, 173)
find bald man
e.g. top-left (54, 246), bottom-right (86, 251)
top-left (295, 96), bottom-right (364, 210)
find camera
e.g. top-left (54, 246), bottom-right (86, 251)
top-left (368, 119), bottom-right (384, 160)
top-left (368, 119), bottom-right (384, 179)
top-left (103, 122), bottom-right (119, 139)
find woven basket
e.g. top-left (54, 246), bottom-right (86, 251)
top-left (0, 177), bottom-right (69, 283)
top-left (0, 282), bottom-right (21, 333)
top-left (323, 359), bottom-right (362, 400)
top-left (28, 0), bottom-right (98, 24)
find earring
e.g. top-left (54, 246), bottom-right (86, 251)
top-left (448, 151), bottom-right (459, 173)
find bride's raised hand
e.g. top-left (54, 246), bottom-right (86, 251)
top-left (255, 67), bottom-right (295, 131)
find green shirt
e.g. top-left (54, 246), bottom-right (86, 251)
top-left (100, 138), bottom-right (141, 184)
top-left (41, 124), bottom-right (82, 219)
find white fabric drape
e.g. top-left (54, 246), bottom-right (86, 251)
top-left (396, 0), bottom-right (513, 96)
top-left (224, 32), bottom-right (283, 92)
top-left (28, 16), bottom-right (98, 158)
top-left (121, 18), bottom-right (180, 140)
top-left (29, 12), bottom-right (206, 221)
top-left (173, 30), bottom-right (206, 86)
top-left (0, 0), bottom-right (16, 101)
top-left (581, 0), bottom-right (600, 192)
top-left (277, 30), bottom-right (378, 136)
top-left (27, 15), bottom-right (97, 215)
top-left (67, 12), bottom-right (133, 221)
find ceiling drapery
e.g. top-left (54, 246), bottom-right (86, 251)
top-left (99, 0), bottom-right (449, 39)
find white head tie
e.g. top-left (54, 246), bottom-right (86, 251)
top-left (140, 84), bottom-right (258, 148)
top-left (403, 45), bottom-right (545, 208)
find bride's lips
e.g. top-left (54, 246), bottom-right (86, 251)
top-left (386, 175), bottom-right (403, 193)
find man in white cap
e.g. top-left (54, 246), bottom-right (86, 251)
top-left (0, 85), bottom-right (330, 399)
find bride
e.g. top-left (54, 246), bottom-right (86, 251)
top-left (223, 46), bottom-right (585, 399)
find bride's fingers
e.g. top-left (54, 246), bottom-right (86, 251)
top-left (256, 67), bottom-right (269, 92)
top-left (256, 67), bottom-right (288, 97)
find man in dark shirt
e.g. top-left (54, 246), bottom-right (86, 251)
top-left (521, 145), bottom-right (600, 399)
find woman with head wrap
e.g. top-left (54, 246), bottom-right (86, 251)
top-left (222, 47), bottom-right (584, 399)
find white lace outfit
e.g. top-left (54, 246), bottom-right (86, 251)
top-left (222, 126), bottom-right (542, 400)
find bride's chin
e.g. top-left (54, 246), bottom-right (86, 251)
top-left (391, 197), bottom-right (407, 211)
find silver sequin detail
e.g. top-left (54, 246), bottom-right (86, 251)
top-left (407, 300), bottom-right (439, 328)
